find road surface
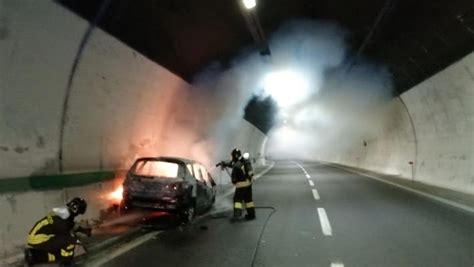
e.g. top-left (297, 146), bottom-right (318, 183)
top-left (101, 161), bottom-right (474, 267)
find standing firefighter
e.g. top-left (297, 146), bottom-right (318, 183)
top-left (219, 148), bottom-right (256, 221)
top-left (25, 197), bottom-right (91, 266)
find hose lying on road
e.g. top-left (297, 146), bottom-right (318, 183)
top-left (251, 206), bottom-right (276, 267)
top-left (209, 206), bottom-right (277, 267)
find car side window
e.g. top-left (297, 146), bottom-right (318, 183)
top-left (193, 164), bottom-right (205, 184)
top-left (186, 164), bottom-right (194, 176)
top-left (199, 165), bottom-right (212, 188)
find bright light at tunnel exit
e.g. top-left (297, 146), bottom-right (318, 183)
top-left (263, 70), bottom-right (310, 108)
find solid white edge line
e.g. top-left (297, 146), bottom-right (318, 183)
top-left (312, 189), bottom-right (320, 200)
top-left (309, 180), bottom-right (315, 187)
top-left (254, 162), bottom-right (275, 180)
top-left (87, 231), bottom-right (161, 267)
top-left (328, 164), bottom-right (474, 214)
top-left (317, 208), bottom-right (332, 236)
top-left (331, 262), bottom-right (344, 267)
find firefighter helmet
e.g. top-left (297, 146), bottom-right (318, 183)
top-left (231, 148), bottom-right (242, 161)
top-left (66, 197), bottom-right (87, 215)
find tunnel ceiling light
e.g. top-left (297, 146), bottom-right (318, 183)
top-left (263, 70), bottom-right (310, 108)
top-left (243, 0), bottom-right (256, 9)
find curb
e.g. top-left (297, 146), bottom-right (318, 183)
top-left (76, 228), bottom-right (154, 266)
top-left (76, 227), bottom-right (144, 263)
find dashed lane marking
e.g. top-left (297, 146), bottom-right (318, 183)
top-left (317, 208), bottom-right (332, 236)
top-left (312, 189), bottom-right (320, 200)
top-left (308, 180), bottom-right (315, 187)
top-left (331, 262), bottom-right (344, 267)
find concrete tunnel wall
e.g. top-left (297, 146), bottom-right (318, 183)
top-left (1, 0), bottom-right (471, 262)
top-left (316, 52), bottom-right (474, 195)
top-left (0, 0), bottom-right (266, 178)
top-left (0, 0), bottom-right (267, 260)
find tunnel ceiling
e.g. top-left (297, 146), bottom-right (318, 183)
top-left (59, 0), bottom-right (474, 95)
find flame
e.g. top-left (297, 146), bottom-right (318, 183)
top-left (107, 185), bottom-right (123, 203)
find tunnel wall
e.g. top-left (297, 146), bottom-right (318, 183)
top-left (0, 0), bottom-right (267, 260)
top-left (320, 52), bottom-right (474, 194)
top-left (0, 0), bottom-right (266, 179)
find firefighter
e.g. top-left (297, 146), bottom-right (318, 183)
top-left (25, 197), bottom-right (91, 266)
top-left (219, 148), bottom-right (256, 221)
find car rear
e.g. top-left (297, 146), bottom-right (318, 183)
top-left (122, 158), bottom-right (191, 212)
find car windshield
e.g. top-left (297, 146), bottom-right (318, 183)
top-left (131, 160), bottom-right (179, 178)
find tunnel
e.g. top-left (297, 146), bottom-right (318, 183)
top-left (0, 0), bottom-right (473, 266)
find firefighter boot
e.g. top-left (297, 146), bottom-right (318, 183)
top-left (245, 207), bottom-right (256, 220)
top-left (231, 208), bottom-right (242, 222)
top-left (24, 248), bottom-right (35, 266)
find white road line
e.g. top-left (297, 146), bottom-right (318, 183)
top-left (331, 262), bottom-right (344, 267)
top-left (328, 164), bottom-right (474, 214)
top-left (312, 189), bottom-right (320, 200)
top-left (306, 174), bottom-right (311, 179)
top-left (87, 231), bottom-right (161, 266)
top-left (294, 162), bottom-right (303, 168)
top-left (317, 208), bottom-right (332, 236)
top-left (308, 180), bottom-right (315, 187)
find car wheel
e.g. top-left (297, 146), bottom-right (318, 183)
top-left (180, 200), bottom-right (196, 223)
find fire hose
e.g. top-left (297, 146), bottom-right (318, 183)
top-left (211, 167), bottom-right (277, 267)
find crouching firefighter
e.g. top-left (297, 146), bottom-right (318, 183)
top-left (218, 148), bottom-right (256, 221)
top-left (25, 197), bottom-right (91, 266)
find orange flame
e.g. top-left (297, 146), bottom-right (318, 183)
top-left (107, 185), bottom-right (123, 203)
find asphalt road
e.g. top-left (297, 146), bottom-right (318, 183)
top-left (103, 161), bottom-right (474, 267)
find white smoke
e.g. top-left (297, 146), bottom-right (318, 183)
top-left (263, 20), bottom-right (393, 159)
top-left (151, 19), bottom-right (393, 167)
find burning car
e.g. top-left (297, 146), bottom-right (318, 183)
top-left (121, 157), bottom-right (216, 222)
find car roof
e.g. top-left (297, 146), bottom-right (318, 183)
top-left (134, 156), bottom-right (202, 165)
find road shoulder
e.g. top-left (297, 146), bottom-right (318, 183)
top-left (325, 162), bottom-right (474, 214)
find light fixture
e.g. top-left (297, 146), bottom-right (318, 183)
top-left (242, 0), bottom-right (256, 9)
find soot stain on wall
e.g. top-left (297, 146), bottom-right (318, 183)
top-left (36, 136), bottom-right (46, 149)
top-left (6, 195), bottom-right (17, 214)
top-left (14, 146), bottom-right (29, 153)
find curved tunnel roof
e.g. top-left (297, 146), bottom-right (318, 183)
top-left (58, 0), bottom-right (474, 133)
top-left (59, 0), bottom-right (474, 94)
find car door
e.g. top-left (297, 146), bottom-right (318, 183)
top-left (199, 165), bottom-right (215, 208)
top-left (206, 171), bottom-right (217, 202)
top-left (192, 164), bottom-right (208, 213)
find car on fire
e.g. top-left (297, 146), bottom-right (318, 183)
top-left (121, 157), bottom-right (216, 222)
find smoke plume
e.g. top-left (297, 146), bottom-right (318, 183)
top-left (129, 19), bottom-right (393, 170)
